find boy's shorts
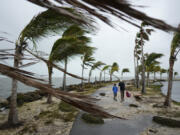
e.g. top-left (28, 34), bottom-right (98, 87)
top-left (113, 92), bottom-right (117, 97)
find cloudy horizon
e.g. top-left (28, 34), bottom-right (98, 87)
top-left (0, 0), bottom-right (180, 80)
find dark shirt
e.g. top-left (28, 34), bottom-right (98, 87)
top-left (118, 82), bottom-right (125, 91)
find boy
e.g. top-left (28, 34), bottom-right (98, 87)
top-left (112, 84), bottom-right (118, 101)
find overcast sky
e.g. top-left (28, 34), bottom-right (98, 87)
top-left (0, 0), bottom-right (180, 79)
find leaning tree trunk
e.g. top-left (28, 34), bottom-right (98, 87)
top-left (88, 70), bottom-right (92, 83)
top-left (104, 71), bottom-right (106, 82)
top-left (136, 58), bottom-right (140, 88)
top-left (47, 64), bottom-right (53, 104)
top-left (146, 72), bottom-right (150, 87)
top-left (164, 57), bottom-right (175, 107)
top-left (81, 63), bottom-right (85, 87)
top-left (99, 71), bottom-right (102, 82)
top-left (8, 44), bottom-right (20, 125)
top-left (134, 53), bottom-right (137, 87)
top-left (141, 32), bottom-right (146, 94)
top-left (110, 74), bottom-right (112, 82)
top-left (62, 59), bottom-right (67, 90)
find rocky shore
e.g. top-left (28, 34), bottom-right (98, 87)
top-left (0, 81), bottom-right (115, 135)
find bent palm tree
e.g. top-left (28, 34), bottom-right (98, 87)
top-left (49, 25), bottom-right (92, 91)
top-left (136, 22), bottom-right (154, 94)
top-left (88, 61), bottom-right (105, 83)
top-left (110, 62), bottom-right (119, 82)
top-left (174, 72), bottom-right (178, 80)
top-left (160, 68), bottom-right (167, 80)
top-left (121, 68), bottom-right (130, 80)
top-left (81, 48), bottom-right (96, 87)
top-left (145, 53), bottom-right (163, 86)
top-left (101, 65), bottom-right (111, 82)
top-left (164, 25), bottom-right (180, 107)
top-left (8, 9), bottom-right (93, 125)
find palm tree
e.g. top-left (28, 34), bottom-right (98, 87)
top-left (160, 68), bottom-right (167, 80)
top-left (88, 61), bottom-right (105, 83)
top-left (134, 40), bottom-right (141, 88)
top-left (81, 48), bottom-right (96, 87)
top-left (174, 72), bottom-right (178, 80)
top-left (164, 24), bottom-right (180, 107)
top-left (145, 53), bottom-right (163, 85)
top-left (8, 9), bottom-right (88, 125)
top-left (109, 62), bottom-right (119, 82)
top-left (101, 65), bottom-right (111, 82)
top-left (49, 25), bottom-right (92, 91)
top-left (136, 22), bottom-right (154, 94)
top-left (121, 68), bottom-right (130, 80)
top-left (153, 65), bottom-right (161, 81)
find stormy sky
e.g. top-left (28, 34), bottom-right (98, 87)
top-left (0, 0), bottom-right (180, 79)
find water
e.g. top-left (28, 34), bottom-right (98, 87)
top-left (0, 76), bottom-right (123, 99)
top-left (161, 81), bottom-right (180, 102)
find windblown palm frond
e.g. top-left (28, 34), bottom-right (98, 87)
top-left (122, 68), bottom-right (130, 75)
top-left (27, 0), bottom-right (179, 32)
top-left (19, 9), bottom-right (93, 44)
top-left (110, 62), bottom-right (119, 74)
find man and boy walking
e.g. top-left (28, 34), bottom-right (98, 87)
top-left (112, 81), bottom-right (125, 102)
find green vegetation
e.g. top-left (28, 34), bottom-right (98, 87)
top-left (153, 116), bottom-right (180, 128)
top-left (81, 113), bottom-right (104, 124)
top-left (59, 101), bottom-right (77, 112)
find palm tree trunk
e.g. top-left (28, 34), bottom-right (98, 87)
top-left (110, 74), bottom-right (112, 82)
top-left (99, 71), bottom-right (102, 82)
top-left (104, 71), bottom-right (106, 82)
top-left (154, 72), bottom-right (156, 81)
top-left (160, 73), bottom-right (162, 80)
top-left (62, 59), bottom-right (67, 90)
top-left (134, 53), bottom-right (137, 86)
top-left (47, 64), bottom-right (52, 104)
top-left (88, 70), bottom-right (91, 83)
top-left (146, 72), bottom-right (150, 87)
top-left (8, 44), bottom-right (20, 125)
top-left (141, 32), bottom-right (146, 94)
top-left (136, 59), bottom-right (139, 88)
top-left (81, 63), bottom-right (84, 87)
top-left (164, 58), bottom-right (175, 107)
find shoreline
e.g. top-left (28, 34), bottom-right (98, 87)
top-left (1, 81), bottom-right (180, 135)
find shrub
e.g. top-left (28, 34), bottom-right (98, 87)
top-left (81, 113), bottom-right (104, 124)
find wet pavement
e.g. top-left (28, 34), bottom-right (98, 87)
top-left (70, 85), bottom-right (153, 135)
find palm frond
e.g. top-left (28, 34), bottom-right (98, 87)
top-left (27, 0), bottom-right (179, 32)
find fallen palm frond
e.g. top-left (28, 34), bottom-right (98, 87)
top-left (0, 63), bottom-right (126, 119)
top-left (27, 0), bottom-right (179, 32)
top-left (25, 48), bottom-right (87, 81)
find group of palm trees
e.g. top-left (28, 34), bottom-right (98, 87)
top-left (0, 0), bottom-right (180, 127)
top-left (134, 22), bottom-right (180, 107)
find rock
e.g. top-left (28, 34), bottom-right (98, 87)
top-left (149, 128), bottom-right (158, 133)
top-left (129, 104), bottom-right (139, 108)
top-left (153, 116), bottom-right (180, 128)
top-left (99, 92), bottom-right (106, 96)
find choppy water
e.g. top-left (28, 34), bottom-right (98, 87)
top-left (161, 81), bottom-right (180, 102)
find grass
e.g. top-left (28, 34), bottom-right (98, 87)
top-left (81, 113), bottom-right (104, 124)
top-left (59, 101), bottom-right (77, 112)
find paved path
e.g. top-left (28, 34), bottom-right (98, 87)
top-left (70, 85), bottom-right (153, 135)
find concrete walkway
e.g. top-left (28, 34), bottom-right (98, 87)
top-left (70, 85), bottom-right (153, 135)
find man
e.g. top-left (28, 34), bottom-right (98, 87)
top-left (118, 81), bottom-right (125, 102)
top-left (112, 84), bottom-right (118, 101)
